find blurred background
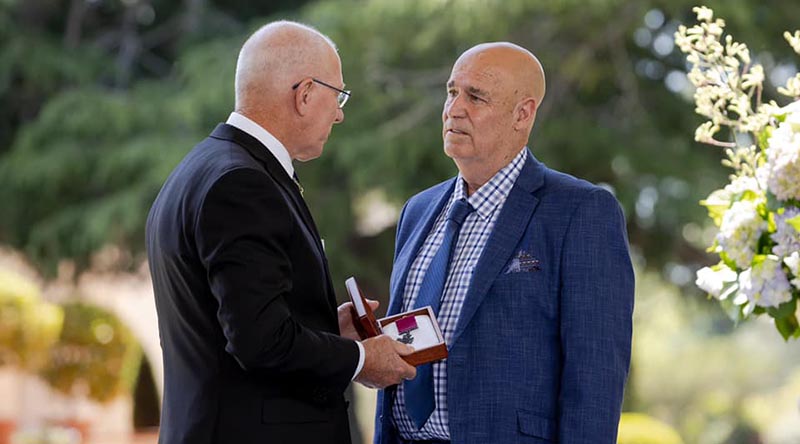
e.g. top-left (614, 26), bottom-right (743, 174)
top-left (0, 0), bottom-right (799, 443)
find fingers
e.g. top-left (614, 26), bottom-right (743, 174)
top-left (392, 341), bottom-right (415, 356)
top-left (401, 363), bottom-right (417, 381)
top-left (356, 334), bottom-right (419, 388)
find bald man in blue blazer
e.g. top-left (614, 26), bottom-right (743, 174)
top-left (374, 42), bottom-right (634, 444)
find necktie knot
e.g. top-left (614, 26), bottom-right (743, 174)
top-left (447, 199), bottom-right (474, 226)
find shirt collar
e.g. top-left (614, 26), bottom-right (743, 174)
top-left (454, 148), bottom-right (528, 220)
top-left (226, 112), bottom-right (294, 178)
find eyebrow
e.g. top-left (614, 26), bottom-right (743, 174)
top-left (447, 81), bottom-right (489, 98)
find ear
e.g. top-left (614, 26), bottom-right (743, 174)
top-left (513, 97), bottom-right (537, 131)
top-left (293, 79), bottom-right (314, 117)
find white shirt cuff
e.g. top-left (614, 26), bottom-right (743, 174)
top-left (352, 341), bottom-right (365, 380)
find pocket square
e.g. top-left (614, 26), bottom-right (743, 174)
top-left (504, 250), bottom-right (541, 274)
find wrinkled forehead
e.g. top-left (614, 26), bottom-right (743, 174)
top-left (448, 52), bottom-right (508, 89)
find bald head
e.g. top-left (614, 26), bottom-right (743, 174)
top-left (234, 21), bottom-right (340, 114)
top-left (442, 42), bottom-right (546, 194)
top-left (455, 42), bottom-right (546, 107)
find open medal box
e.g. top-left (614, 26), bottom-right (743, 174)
top-left (345, 277), bottom-right (447, 366)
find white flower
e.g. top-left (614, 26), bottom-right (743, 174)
top-left (695, 121), bottom-right (720, 143)
top-left (764, 114), bottom-right (800, 200)
top-left (725, 174), bottom-right (760, 195)
top-left (784, 252), bottom-right (800, 290)
top-left (772, 207), bottom-right (800, 257)
top-left (705, 174), bottom-right (760, 208)
top-left (778, 74), bottom-right (800, 99)
top-left (741, 65), bottom-right (764, 90)
top-left (777, 100), bottom-right (800, 116)
top-left (694, 6), bottom-right (714, 22)
top-left (785, 30), bottom-right (800, 55)
top-left (696, 265), bottom-right (738, 298)
top-left (716, 199), bottom-right (767, 269)
top-left (728, 93), bottom-right (751, 119)
top-left (738, 256), bottom-right (793, 307)
top-left (725, 35), bottom-right (751, 65)
top-left (786, 107), bottom-right (800, 129)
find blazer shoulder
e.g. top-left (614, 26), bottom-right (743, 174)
top-left (189, 137), bottom-right (265, 180)
top-left (542, 167), bottom-right (601, 194)
top-left (540, 167), bottom-right (620, 205)
top-left (148, 137), bottom-right (278, 235)
top-left (403, 179), bottom-right (453, 218)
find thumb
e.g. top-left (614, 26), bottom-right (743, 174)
top-left (393, 341), bottom-right (416, 355)
top-left (367, 299), bottom-right (380, 310)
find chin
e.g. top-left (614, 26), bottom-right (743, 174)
top-left (444, 142), bottom-right (472, 160)
top-left (296, 146), bottom-right (324, 162)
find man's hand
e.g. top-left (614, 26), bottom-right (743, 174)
top-left (337, 299), bottom-right (380, 341)
top-left (355, 335), bottom-right (416, 389)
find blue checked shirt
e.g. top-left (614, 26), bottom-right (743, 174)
top-left (392, 148), bottom-right (528, 440)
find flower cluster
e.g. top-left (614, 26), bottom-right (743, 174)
top-left (676, 6), bottom-right (800, 340)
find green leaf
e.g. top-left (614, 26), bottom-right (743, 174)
top-left (741, 189), bottom-right (760, 202)
top-left (751, 254), bottom-right (767, 267)
top-left (719, 251), bottom-right (738, 271)
top-left (767, 210), bottom-right (777, 232)
top-left (718, 296), bottom-right (741, 322)
top-left (719, 281), bottom-right (739, 301)
top-left (766, 297), bottom-right (797, 319)
top-left (774, 314), bottom-right (799, 341)
top-left (756, 231), bottom-right (775, 255)
top-left (786, 214), bottom-right (800, 233)
top-left (766, 191), bottom-right (782, 212)
top-left (700, 199), bottom-right (728, 227)
top-left (756, 126), bottom-right (772, 150)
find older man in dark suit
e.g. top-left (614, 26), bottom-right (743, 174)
top-left (146, 21), bottom-right (415, 444)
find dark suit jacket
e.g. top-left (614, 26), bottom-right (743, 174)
top-left (375, 150), bottom-right (634, 444)
top-left (146, 123), bottom-right (359, 444)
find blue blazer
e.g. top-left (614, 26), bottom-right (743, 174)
top-left (374, 150), bottom-right (634, 444)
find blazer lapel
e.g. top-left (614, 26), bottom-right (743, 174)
top-left (388, 180), bottom-right (456, 316)
top-left (210, 124), bottom-right (325, 253)
top-left (209, 124), bottom-right (338, 313)
top-left (449, 151), bottom-right (546, 348)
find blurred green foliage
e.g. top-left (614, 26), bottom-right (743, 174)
top-left (2, 0), bottom-right (799, 285)
top-left (618, 412), bottom-right (684, 444)
top-left (2, 0), bottom-right (800, 440)
top-left (0, 271), bottom-right (62, 371)
top-left (38, 301), bottom-right (142, 403)
top-left (633, 269), bottom-right (800, 444)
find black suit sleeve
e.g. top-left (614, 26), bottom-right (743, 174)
top-left (195, 167), bottom-right (358, 388)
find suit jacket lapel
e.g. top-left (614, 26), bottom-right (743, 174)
top-left (449, 151), bottom-right (545, 348)
top-left (210, 124), bottom-right (324, 252)
top-left (388, 180), bottom-right (456, 316)
top-left (209, 124), bottom-right (338, 313)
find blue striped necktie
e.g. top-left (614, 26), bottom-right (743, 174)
top-left (404, 198), bottom-right (474, 429)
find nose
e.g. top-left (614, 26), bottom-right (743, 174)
top-left (444, 93), bottom-right (466, 120)
top-left (334, 107), bottom-right (344, 124)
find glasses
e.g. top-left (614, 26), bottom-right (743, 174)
top-left (292, 78), bottom-right (351, 109)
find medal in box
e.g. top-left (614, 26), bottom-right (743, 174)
top-left (345, 277), bottom-right (447, 366)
